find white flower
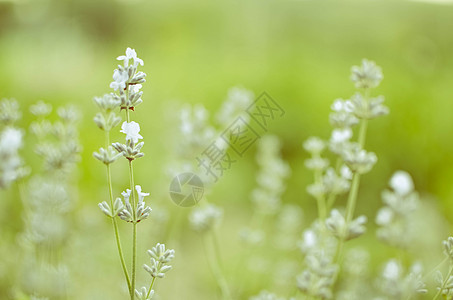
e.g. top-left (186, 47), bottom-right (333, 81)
top-left (390, 171), bottom-right (414, 196)
top-left (189, 204), bottom-right (223, 232)
top-left (303, 136), bottom-right (325, 154)
top-left (117, 47), bottom-right (144, 68)
top-left (345, 93), bottom-right (389, 120)
top-left (305, 157), bottom-right (329, 170)
top-left (383, 259), bottom-right (401, 280)
top-left (110, 69), bottom-right (129, 91)
top-left (350, 59), bottom-right (383, 89)
top-left (303, 229), bottom-right (317, 249)
top-left (340, 165), bottom-right (352, 180)
top-left (216, 87), bottom-right (253, 126)
top-left (135, 185), bottom-right (150, 204)
top-left (331, 99), bottom-right (352, 113)
top-left (376, 207), bottom-right (394, 225)
top-left (130, 84), bottom-right (143, 94)
top-left (330, 128), bottom-right (352, 143)
top-left (326, 209), bottom-right (367, 241)
top-left (342, 145), bottom-right (377, 174)
top-left (122, 189), bottom-right (132, 204)
top-left (120, 121), bottom-right (143, 143)
top-left (0, 128), bottom-right (23, 152)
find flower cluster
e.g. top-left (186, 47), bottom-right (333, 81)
top-left (93, 48), bottom-right (175, 299)
top-left (296, 59), bottom-right (388, 299)
top-left (0, 99), bottom-right (27, 188)
top-left (325, 209), bottom-right (367, 241)
top-left (0, 127), bottom-right (24, 187)
top-left (33, 105), bottom-right (81, 173)
top-left (297, 251), bottom-right (338, 299)
top-left (139, 243), bottom-right (175, 299)
top-left (350, 59), bottom-right (383, 89)
top-left (135, 286), bottom-right (154, 300)
top-left (374, 260), bottom-right (426, 299)
top-left (443, 237), bottom-right (453, 261)
top-left (251, 135), bottom-right (290, 214)
top-left (216, 86), bottom-right (254, 127)
top-left (240, 135), bottom-right (290, 250)
top-left (434, 271), bottom-right (453, 299)
top-left (189, 204), bottom-right (223, 233)
top-left (110, 48), bottom-right (146, 110)
top-left (296, 219), bottom-right (338, 299)
top-left (18, 101), bottom-right (81, 299)
top-left (117, 186), bottom-right (152, 223)
top-left (143, 243), bottom-right (175, 278)
top-left (375, 171), bottom-right (419, 248)
top-left (166, 104), bottom-right (216, 182)
top-left (94, 48), bottom-right (149, 217)
top-left (249, 290), bottom-right (287, 300)
top-left (432, 237), bottom-right (453, 299)
top-left (0, 98), bottom-right (21, 125)
top-left (273, 204), bottom-right (304, 250)
top-left (304, 136), bottom-right (352, 204)
top-left (335, 248), bottom-right (370, 299)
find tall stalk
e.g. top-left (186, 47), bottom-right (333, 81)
top-left (126, 106), bottom-right (138, 300)
top-left (105, 130), bottom-right (132, 296)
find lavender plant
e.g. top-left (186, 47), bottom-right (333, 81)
top-left (167, 87), bottom-right (255, 299)
top-left (239, 135), bottom-right (292, 297)
top-left (93, 48), bottom-right (174, 299)
top-left (16, 101), bottom-right (81, 299)
top-left (0, 99), bottom-right (26, 188)
top-left (294, 59), bottom-right (389, 299)
top-left (376, 171), bottom-right (420, 249)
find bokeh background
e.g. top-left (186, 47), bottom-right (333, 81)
top-left (1, 0), bottom-right (453, 299)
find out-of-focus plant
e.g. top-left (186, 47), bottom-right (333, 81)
top-left (0, 99), bottom-right (27, 188)
top-left (172, 87), bottom-right (255, 300)
top-left (240, 135), bottom-right (293, 298)
top-left (93, 48), bottom-right (174, 300)
top-left (14, 101), bottom-right (81, 299)
top-left (294, 59), bottom-right (388, 299)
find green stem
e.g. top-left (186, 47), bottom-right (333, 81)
top-left (358, 119), bottom-right (368, 148)
top-left (108, 163), bottom-right (132, 295)
top-left (326, 193), bottom-right (337, 211)
top-left (433, 265), bottom-right (453, 300)
top-left (211, 229), bottom-right (224, 271)
top-left (146, 277), bottom-right (156, 298)
top-left (333, 115), bottom-right (368, 265)
top-left (105, 131), bottom-right (132, 296)
top-left (345, 172), bottom-right (360, 224)
top-left (316, 195), bottom-right (327, 221)
top-left (423, 257), bottom-right (449, 282)
top-left (125, 105), bottom-right (138, 300)
top-left (314, 166), bottom-right (327, 221)
top-left (326, 158), bottom-right (343, 210)
top-left (146, 263), bottom-right (160, 299)
top-left (129, 160), bottom-right (137, 300)
top-left (202, 234), bottom-right (233, 300)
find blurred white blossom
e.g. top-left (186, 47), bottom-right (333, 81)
top-left (189, 204), bottom-right (223, 232)
top-left (390, 170), bottom-right (414, 196)
top-left (350, 59), bottom-right (383, 89)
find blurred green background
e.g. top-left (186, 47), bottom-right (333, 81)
top-left (1, 0), bottom-right (453, 299)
